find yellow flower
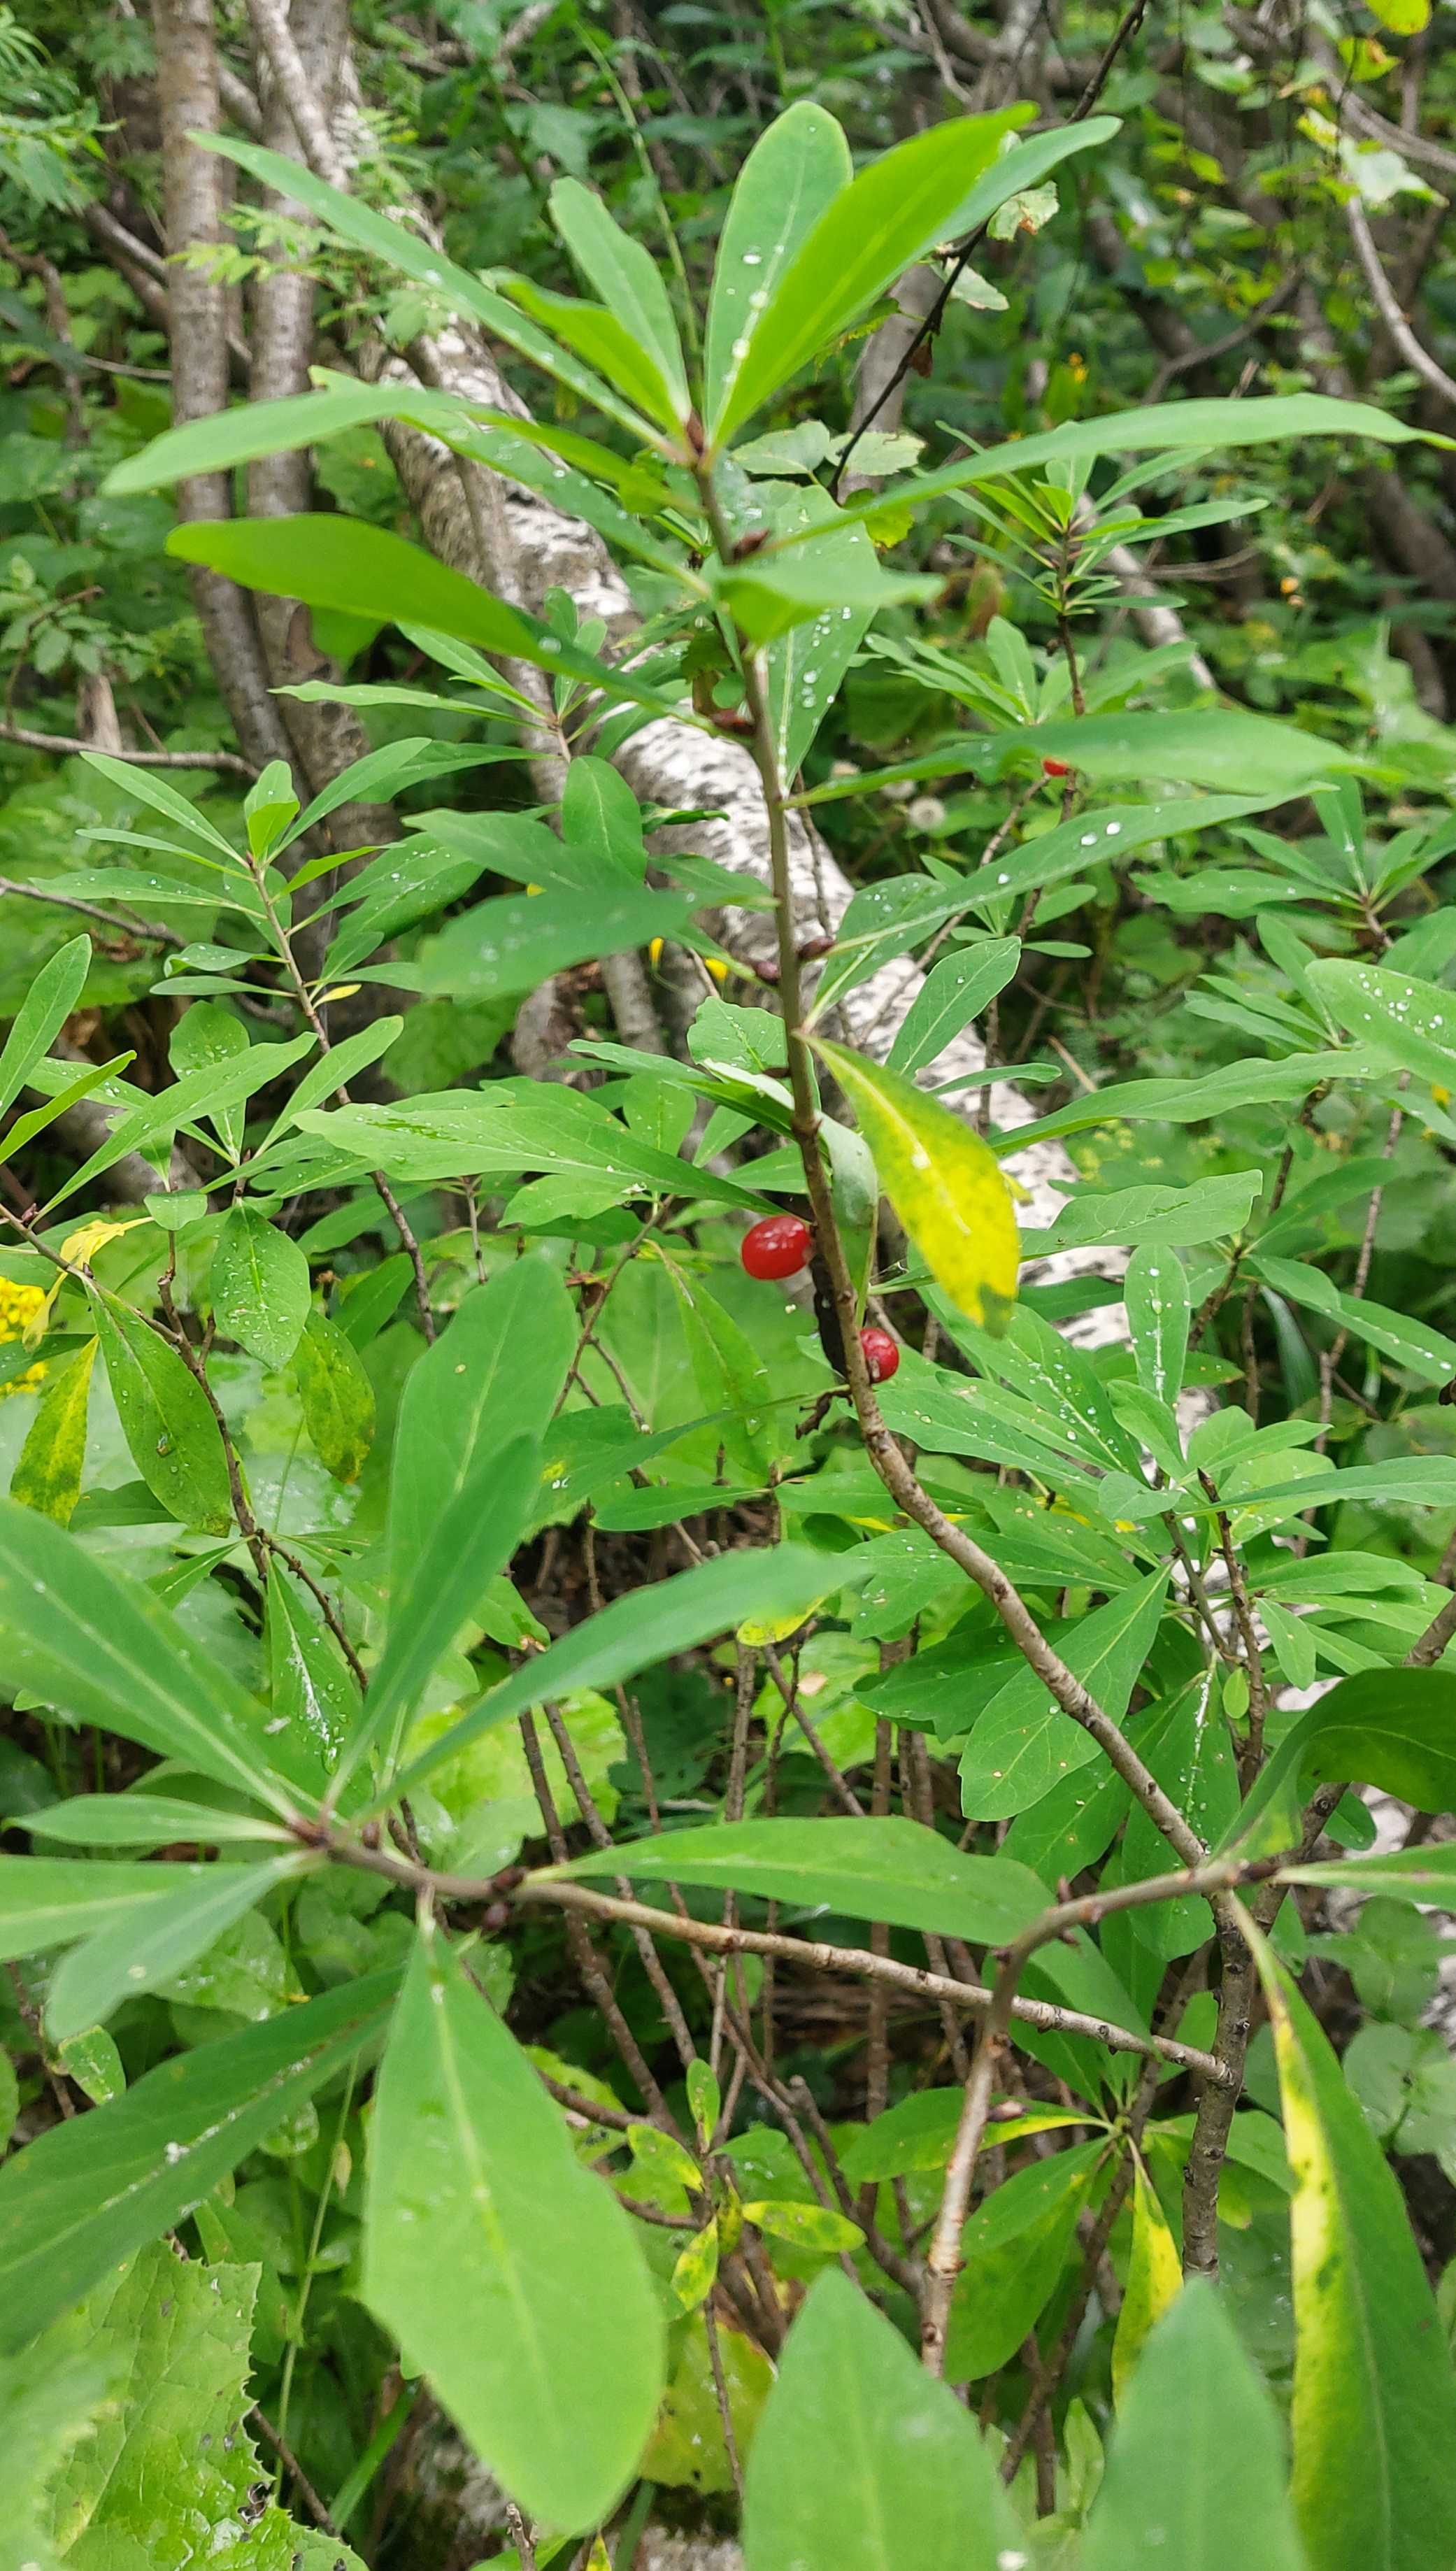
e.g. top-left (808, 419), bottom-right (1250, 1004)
top-left (0, 1279), bottom-right (50, 1398)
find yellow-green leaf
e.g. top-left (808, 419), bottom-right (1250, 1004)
top-left (813, 1039), bottom-right (1018, 1334)
top-left (1111, 2163), bottom-right (1182, 2404)
top-left (671, 2218), bottom-right (720, 2312)
top-left (1252, 1939), bottom-right (1456, 2571)
top-left (9, 1340), bottom-right (97, 1525)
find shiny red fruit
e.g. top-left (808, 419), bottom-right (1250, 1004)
top-left (1042, 757), bottom-right (1073, 778)
top-left (860, 1326), bottom-right (900, 1383)
top-left (741, 1214), bottom-right (813, 1281)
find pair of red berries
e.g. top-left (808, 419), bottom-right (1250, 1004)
top-left (738, 1216), bottom-right (901, 1383)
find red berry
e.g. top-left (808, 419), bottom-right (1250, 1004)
top-left (860, 1326), bottom-right (900, 1383)
top-left (1042, 757), bottom-right (1073, 778)
top-left (741, 1214), bottom-right (813, 1281)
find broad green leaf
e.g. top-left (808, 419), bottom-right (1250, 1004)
top-left (842, 2091), bottom-right (1092, 2181)
top-left (549, 176), bottom-right (688, 420)
top-left (24, 1794), bottom-right (292, 1850)
top-left (742, 2198), bottom-right (862, 2252)
top-left (719, 546), bottom-right (938, 641)
top-left (390, 1260), bottom-right (576, 1602)
top-left (1126, 1244), bottom-right (1190, 1406)
top-left (0, 1855), bottom-right (206, 1959)
top-left (815, 1039), bottom-right (1018, 1332)
top-left (34, 2241), bottom-right (367, 2571)
top-left (959, 1570), bottom-right (1170, 1820)
top-left (1111, 2167), bottom-right (1182, 2404)
top-left (0, 936), bottom-right (90, 1120)
top-left (706, 101), bottom-right (852, 436)
top-left (294, 1309), bottom-right (375, 1483)
top-left (87, 1291), bottom-right (231, 1533)
top-left (887, 941), bottom-right (1020, 1077)
top-left (364, 1922), bottom-right (663, 2530)
top-left (741, 2268), bottom-right (1020, 2571)
top-left (1083, 2279), bottom-right (1306, 2570)
top-left (1121, 1678), bottom-right (1239, 1958)
top-left (1025, 1169), bottom-right (1260, 1258)
top-left (333, 1434), bottom-right (541, 1797)
top-left (716, 113), bottom-right (1106, 442)
top-left (1282, 1844), bottom-right (1456, 1904)
top-left (1002, 1050), bottom-right (1369, 1152)
top-left (382, 1544), bottom-right (837, 1811)
top-left (762, 489), bottom-right (878, 770)
top-left (664, 1263), bottom-right (780, 1481)
top-left (44, 1853), bottom-right (313, 2044)
top-left (1228, 1667), bottom-right (1456, 1857)
top-left (1253, 1947), bottom-right (1456, 2571)
top-left (168, 518), bottom-right (686, 720)
top-left (266, 1567), bottom-right (357, 1772)
top-left (1306, 957), bottom-right (1456, 1092)
top-left (10, 1339), bottom-right (96, 1525)
top-left (210, 1205), bottom-right (311, 1371)
top-left (0, 1970), bottom-right (397, 2353)
top-left (562, 1816), bottom-right (1049, 1942)
top-left (0, 1498), bottom-right (304, 1815)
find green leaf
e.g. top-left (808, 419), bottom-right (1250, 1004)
top-left (0, 1497), bottom-right (304, 1815)
top-left (0, 1854), bottom-right (204, 1958)
top-left (815, 1039), bottom-right (1018, 1332)
top-left (209, 1205), bottom-right (311, 1371)
top-left (664, 1263), bottom-right (781, 1482)
top-left (294, 1309), bottom-right (375, 1483)
top-left (34, 2240), bottom-right (367, 2571)
top-left (44, 1853), bottom-right (312, 2044)
top-left (560, 1815), bottom-right (1049, 1944)
top-left (383, 1544), bottom-right (838, 1811)
top-left (1025, 1169), bottom-right (1261, 1257)
top-left (364, 1921), bottom-right (663, 2530)
top-left (45, 1034), bottom-right (314, 1212)
top-left (399, 883), bottom-right (694, 1006)
top-left (741, 2268), bottom-right (1020, 2570)
top-left (1229, 1667), bottom-right (1456, 1857)
top-left (0, 1969), bottom-right (398, 2350)
top-left (390, 1260), bottom-right (576, 1602)
top-left (946, 2144), bottom-right (1103, 2379)
top-left (1125, 1244), bottom-right (1190, 1407)
top-left (990, 708), bottom-right (1364, 797)
top-left (24, 1793), bottom-right (291, 1850)
top-left (1250, 1253), bottom-right (1456, 1386)
top-left (1252, 1946), bottom-right (1456, 2571)
top-left (0, 936), bottom-right (90, 1120)
top-left (715, 111), bottom-right (1094, 442)
top-left (549, 176), bottom-right (688, 422)
top-left (1306, 957), bottom-right (1456, 1093)
top-left (1281, 1843), bottom-right (1456, 1904)
top-left (265, 1567), bottom-right (357, 1773)
top-left (1001, 1051), bottom-right (1366, 1153)
top-left (1083, 2279), bottom-right (1306, 2570)
top-left (1121, 1678), bottom-right (1239, 1958)
top-left (718, 546), bottom-right (939, 642)
top-left (741, 2198), bottom-right (862, 2252)
top-left (167, 517), bottom-right (685, 720)
top-left (334, 1434), bottom-right (541, 1798)
top-left (706, 101), bottom-right (852, 437)
top-left (87, 1291), bottom-right (232, 1534)
top-left (9, 1339), bottom-right (96, 1525)
top-left (887, 941), bottom-right (1020, 1077)
top-left (957, 1570), bottom-right (1170, 1819)
top-left (1111, 2167), bottom-right (1183, 2404)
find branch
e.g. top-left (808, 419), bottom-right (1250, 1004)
top-left (1344, 193), bottom-right (1456, 415)
top-left (0, 721), bottom-right (252, 776)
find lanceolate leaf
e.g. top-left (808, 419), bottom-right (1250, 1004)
top-left (1227, 1667), bottom-right (1456, 1856)
top-left (209, 1205), bottom-right (311, 1371)
top-left (9, 1337), bottom-right (97, 1525)
top-left (0, 1854), bottom-right (210, 1958)
top-left (742, 2269), bottom-right (1021, 2571)
top-left (0, 1970), bottom-right (399, 2351)
top-left (559, 1815), bottom-right (1049, 1944)
top-left (0, 1498), bottom-right (306, 1816)
top-left (167, 518), bottom-right (687, 720)
top-left (1307, 957), bottom-right (1456, 1092)
top-left (706, 101), bottom-right (852, 436)
top-left (1252, 1946), bottom-right (1456, 2571)
top-left (0, 935), bottom-right (91, 1120)
top-left (364, 1922), bottom-right (664, 2531)
top-left (815, 1039), bottom-right (1018, 1333)
top-left (87, 1290), bottom-right (232, 1534)
top-left (380, 1543), bottom-right (836, 1811)
top-left (1083, 2281), bottom-right (1306, 2570)
top-left (44, 1852), bottom-right (314, 2043)
top-left (294, 1309), bottom-right (375, 1483)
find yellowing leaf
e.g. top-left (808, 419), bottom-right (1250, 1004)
top-left (671, 2218), bottom-right (720, 2312)
top-left (1365, 0), bottom-right (1428, 32)
top-left (813, 1039), bottom-right (1018, 1332)
top-left (10, 1339), bottom-right (97, 1526)
top-left (1111, 2162), bottom-right (1182, 2404)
